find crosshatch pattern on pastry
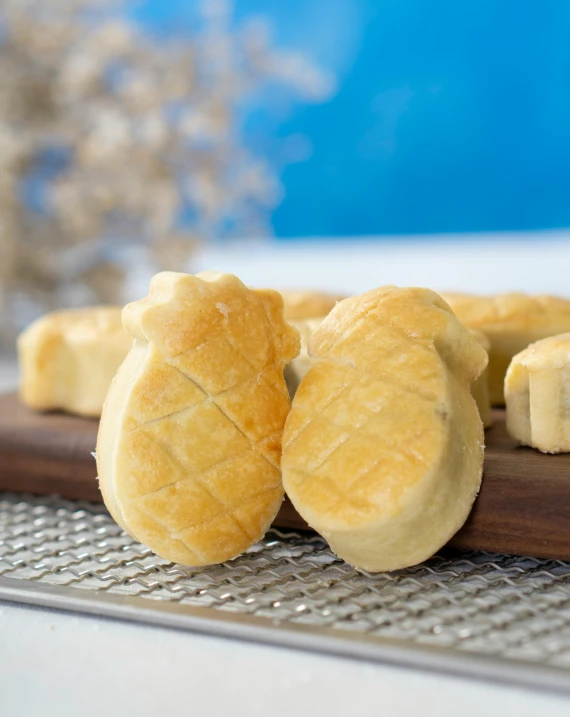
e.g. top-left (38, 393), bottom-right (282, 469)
top-left (97, 272), bottom-right (300, 565)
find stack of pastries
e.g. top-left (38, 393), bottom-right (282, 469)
top-left (17, 276), bottom-right (570, 571)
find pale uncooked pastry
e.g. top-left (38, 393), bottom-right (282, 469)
top-left (469, 328), bottom-right (492, 429)
top-left (282, 286), bottom-right (487, 573)
top-left (18, 307), bottom-right (132, 418)
top-left (505, 333), bottom-right (570, 453)
top-left (284, 318), bottom-right (323, 398)
top-left (97, 271), bottom-right (300, 566)
top-left (280, 290), bottom-right (348, 320)
top-left (443, 293), bottom-right (570, 405)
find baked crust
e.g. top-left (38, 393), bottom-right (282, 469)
top-left (505, 333), bottom-right (570, 453)
top-left (18, 307), bottom-right (131, 417)
top-left (96, 271), bottom-right (300, 566)
top-left (281, 286), bottom-right (487, 572)
top-left (285, 320), bottom-right (493, 428)
top-left (443, 293), bottom-right (570, 404)
top-left (280, 290), bottom-right (347, 320)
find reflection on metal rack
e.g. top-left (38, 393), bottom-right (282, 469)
top-left (3, 492), bottom-right (570, 690)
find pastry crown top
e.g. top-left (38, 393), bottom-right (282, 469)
top-left (123, 271), bottom-right (300, 365)
top-left (311, 286), bottom-right (488, 386)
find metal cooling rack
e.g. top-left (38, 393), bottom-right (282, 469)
top-left (3, 492), bottom-right (570, 693)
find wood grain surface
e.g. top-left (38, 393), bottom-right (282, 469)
top-left (1, 392), bottom-right (570, 560)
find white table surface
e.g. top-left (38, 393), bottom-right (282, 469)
top-left (3, 600), bottom-right (569, 717)
top-left (3, 233), bottom-right (570, 716)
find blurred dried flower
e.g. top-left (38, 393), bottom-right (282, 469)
top-left (0, 0), bottom-right (333, 344)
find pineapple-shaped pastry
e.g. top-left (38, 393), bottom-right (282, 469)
top-left (282, 286), bottom-right (488, 572)
top-left (97, 272), bottom-right (299, 565)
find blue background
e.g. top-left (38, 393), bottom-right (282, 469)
top-left (135, 0), bottom-right (570, 238)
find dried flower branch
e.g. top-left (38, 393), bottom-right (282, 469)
top-left (0, 0), bottom-right (333, 343)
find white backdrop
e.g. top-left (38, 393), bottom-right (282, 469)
top-left (193, 231), bottom-right (570, 297)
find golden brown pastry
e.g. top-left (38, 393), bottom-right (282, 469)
top-left (505, 333), bottom-right (570, 453)
top-left (284, 318), bottom-right (323, 398)
top-left (280, 290), bottom-right (347, 320)
top-left (18, 307), bottom-right (131, 417)
top-left (469, 328), bottom-right (492, 428)
top-left (282, 286), bottom-right (487, 573)
top-left (97, 271), bottom-right (300, 566)
top-left (443, 293), bottom-right (570, 405)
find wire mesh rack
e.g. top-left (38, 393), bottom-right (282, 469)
top-left (2, 491), bottom-right (570, 693)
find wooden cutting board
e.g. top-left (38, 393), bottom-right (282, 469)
top-left (1, 392), bottom-right (569, 560)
